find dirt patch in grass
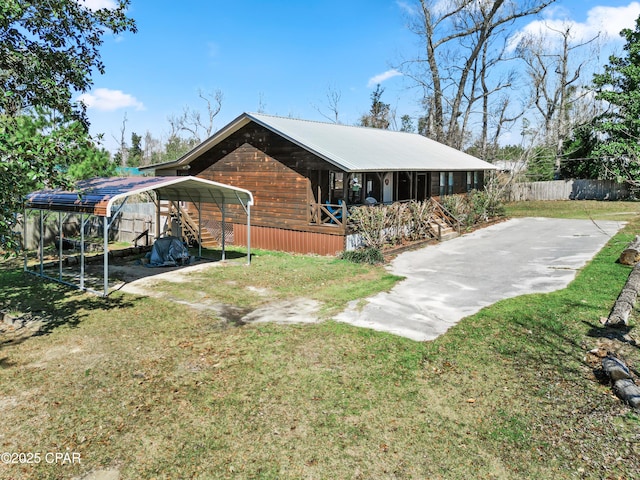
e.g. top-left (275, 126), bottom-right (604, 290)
top-left (113, 260), bottom-right (322, 327)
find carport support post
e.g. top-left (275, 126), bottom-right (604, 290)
top-left (246, 205), bottom-right (251, 265)
top-left (177, 201), bottom-right (181, 239)
top-left (221, 203), bottom-right (226, 261)
top-left (155, 195), bottom-right (160, 241)
top-left (198, 200), bottom-right (202, 258)
top-left (80, 214), bottom-right (85, 291)
top-left (23, 206), bottom-right (27, 273)
top-left (39, 210), bottom-right (44, 276)
top-left (58, 211), bottom-right (63, 281)
top-left (103, 216), bottom-right (109, 297)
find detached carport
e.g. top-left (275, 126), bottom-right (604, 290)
top-left (24, 176), bottom-right (254, 297)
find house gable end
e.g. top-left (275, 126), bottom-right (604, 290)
top-left (188, 123), bottom-right (339, 178)
top-left (197, 143), bottom-right (313, 230)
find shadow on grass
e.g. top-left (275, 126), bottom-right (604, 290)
top-left (191, 247), bottom-right (252, 262)
top-left (583, 320), bottom-right (638, 349)
top-left (0, 356), bottom-right (16, 368)
top-left (0, 268), bottom-right (138, 350)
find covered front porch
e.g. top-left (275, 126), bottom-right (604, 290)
top-left (312, 170), bottom-right (485, 207)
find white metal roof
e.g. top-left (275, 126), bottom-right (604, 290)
top-left (248, 113), bottom-right (495, 172)
top-left (144, 112), bottom-right (497, 173)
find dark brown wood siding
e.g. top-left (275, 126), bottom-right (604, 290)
top-left (197, 143), bottom-right (313, 231)
top-left (188, 123), bottom-right (337, 203)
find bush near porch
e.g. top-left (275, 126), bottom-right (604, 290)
top-left (441, 188), bottom-right (506, 228)
top-left (346, 189), bottom-right (505, 253)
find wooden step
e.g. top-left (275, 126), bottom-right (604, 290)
top-left (428, 221), bottom-right (458, 241)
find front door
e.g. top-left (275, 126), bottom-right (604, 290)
top-left (383, 172), bottom-right (393, 203)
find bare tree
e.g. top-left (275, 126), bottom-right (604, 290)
top-left (197, 89), bottom-right (223, 138)
top-left (312, 84), bottom-right (342, 123)
top-left (257, 92), bottom-right (267, 114)
top-left (516, 23), bottom-right (600, 175)
top-left (112, 112), bottom-right (128, 167)
top-left (398, 0), bottom-right (555, 150)
top-left (143, 130), bottom-right (163, 166)
top-left (167, 89), bottom-right (223, 143)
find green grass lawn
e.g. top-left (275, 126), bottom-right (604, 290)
top-left (1, 201), bottom-right (639, 479)
top-left (505, 199), bottom-right (640, 220)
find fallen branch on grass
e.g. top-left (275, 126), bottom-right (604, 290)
top-left (605, 261), bottom-right (640, 328)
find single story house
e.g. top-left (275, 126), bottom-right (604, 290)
top-left (141, 112), bottom-right (496, 255)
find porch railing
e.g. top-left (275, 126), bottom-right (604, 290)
top-left (430, 199), bottom-right (462, 239)
top-left (308, 201), bottom-right (347, 228)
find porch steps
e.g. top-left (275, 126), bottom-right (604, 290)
top-left (180, 211), bottom-right (218, 248)
top-left (428, 220), bottom-right (459, 242)
top-left (160, 204), bottom-right (219, 248)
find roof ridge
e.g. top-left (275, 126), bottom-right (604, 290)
top-left (246, 111), bottom-right (418, 135)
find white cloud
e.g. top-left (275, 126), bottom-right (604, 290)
top-left (586, 2), bottom-right (640, 38)
top-left (509, 2), bottom-right (640, 51)
top-left (78, 0), bottom-right (118, 9)
top-left (396, 0), bottom-right (417, 16)
top-left (367, 69), bottom-right (402, 87)
top-left (77, 88), bottom-right (144, 111)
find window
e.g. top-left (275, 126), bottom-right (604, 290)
top-left (330, 171), bottom-right (344, 201)
top-left (440, 172), bottom-right (454, 196)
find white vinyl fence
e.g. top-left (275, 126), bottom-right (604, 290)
top-left (507, 179), bottom-right (631, 201)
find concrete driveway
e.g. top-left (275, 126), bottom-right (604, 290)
top-left (334, 217), bottom-right (625, 341)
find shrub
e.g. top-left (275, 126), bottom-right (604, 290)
top-left (441, 188), bottom-right (505, 229)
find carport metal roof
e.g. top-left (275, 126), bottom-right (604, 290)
top-left (23, 176), bottom-right (254, 297)
top-left (25, 176), bottom-right (254, 216)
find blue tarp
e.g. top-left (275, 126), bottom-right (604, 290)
top-left (146, 236), bottom-right (192, 267)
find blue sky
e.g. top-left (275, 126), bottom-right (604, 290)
top-left (79, 0), bottom-right (640, 152)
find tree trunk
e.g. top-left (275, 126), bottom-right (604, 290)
top-left (605, 261), bottom-right (640, 327)
top-left (619, 235), bottom-right (640, 265)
